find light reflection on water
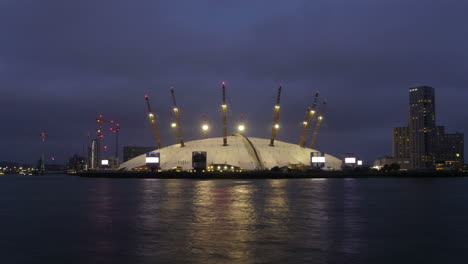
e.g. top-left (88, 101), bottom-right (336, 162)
top-left (132, 179), bottom-right (338, 264)
top-left (191, 180), bottom-right (256, 263)
top-left (342, 179), bottom-right (363, 255)
top-left (1, 176), bottom-right (468, 263)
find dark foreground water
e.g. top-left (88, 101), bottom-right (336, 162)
top-left (1, 175), bottom-right (468, 264)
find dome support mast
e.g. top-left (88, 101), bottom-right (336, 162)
top-left (298, 91), bottom-right (319, 147)
top-left (171, 87), bottom-right (185, 147)
top-left (269, 86), bottom-right (282, 146)
top-left (221, 82), bottom-right (228, 146)
top-left (144, 95), bottom-right (162, 149)
top-left (309, 100), bottom-right (327, 149)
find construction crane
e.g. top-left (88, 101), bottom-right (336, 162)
top-left (39, 132), bottom-right (47, 174)
top-left (298, 91), bottom-right (320, 147)
top-left (96, 115), bottom-right (122, 162)
top-left (109, 121), bottom-right (121, 160)
top-left (269, 86), bottom-right (282, 146)
top-left (221, 81), bottom-right (228, 146)
top-left (309, 100), bottom-right (327, 149)
top-left (144, 95), bottom-right (162, 149)
top-left (96, 114), bottom-right (105, 167)
top-left (170, 87), bottom-right (184, 147)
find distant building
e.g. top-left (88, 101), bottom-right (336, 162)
top-left (393, 127), bottom-right (410, 160)
top-left (100, 157), bottom-right (120, 169)
top-left (393, 86), bottom-right (464, 170)
top-left (435, 129), bottom-right (464, 169)
top-left (373, 156), bottom-right (411, 171)
top-left (123, 146), bottom-right (155, 162)
top-left (408, 86), bottom-right (437, 168)
top-left (88, 139), bottom-right (100, 169)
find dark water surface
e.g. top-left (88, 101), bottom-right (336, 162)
top-left (1, 175), bottom-right (467, 264)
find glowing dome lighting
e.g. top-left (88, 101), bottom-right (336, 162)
top-left (119, 135), bottom-right (343, 171)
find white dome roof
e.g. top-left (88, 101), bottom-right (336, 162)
top-left (119, 134), bottom-right (342, 171)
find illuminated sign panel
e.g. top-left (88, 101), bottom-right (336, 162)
top-left (345, 157), bottom-right (356, 164)
top-left (311, 157), bottom-right (326, 163)
top-left (146, 157), bottom-right (159, 163)
top-left (146, 152), bottom-right (161, 169)
top-left (310, 152), bottom-right (325, 168)
top-left (101, 160), bottom-right (109, 166)
top-left (357, 160), bottom-right (363, 166)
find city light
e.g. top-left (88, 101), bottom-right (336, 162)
top-left (146, 157), bottom-right (159, 163)
top-left (312, 156), bottom-right (326, 163)
top-left (171, 122), bottom-right (177, 128)
top-left (238, 124), bottom-right (245, 132)
top-left (202, 124), bottom-right (209, 131)
top-left (274, 124), bottom-right (280, 129)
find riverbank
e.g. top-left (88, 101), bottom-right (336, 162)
top-left (77, 170), bottom-right (468, 179)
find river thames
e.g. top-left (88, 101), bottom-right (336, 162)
top-left (1, 175), bottom-right (467, 263)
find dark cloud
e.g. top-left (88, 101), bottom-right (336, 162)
top-left (0, 0), bottom-right (467, 164)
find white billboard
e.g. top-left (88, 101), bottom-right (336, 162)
top-left (312, 156), bottom-right (326, 163)
top-left (357, 160), bottom-right (363, 166)
top-left (146, 157), bottom-right (159, 164)
top-left (101, 160), bottom-right (109, 165)
top-left (345, 157), bottom-right (356, 164)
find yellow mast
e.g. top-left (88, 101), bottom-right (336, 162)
top-left (170, 87), bottom-right (184, 147)
top-left (144, 95), bottom-right (162, 149)
top-left (221, 82), bottom-right (228, 146)
top-left (309, 100), bottom-right (327, 149)
top-left (269, 86), bottom-right (282, 146)
top-left (298, 91), bottom-right (319, 147)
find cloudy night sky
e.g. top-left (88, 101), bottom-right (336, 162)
top-left (1, 0), bottom-right (467, 164)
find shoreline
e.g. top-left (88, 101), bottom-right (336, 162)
top-left (76, 170), bottom-right (468, 179)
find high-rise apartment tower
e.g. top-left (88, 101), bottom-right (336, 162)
top-left (408, 86), bottom-right (436, 168)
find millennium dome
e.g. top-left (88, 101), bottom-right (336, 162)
top-left (119, 134), bottom-right (342, 171)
